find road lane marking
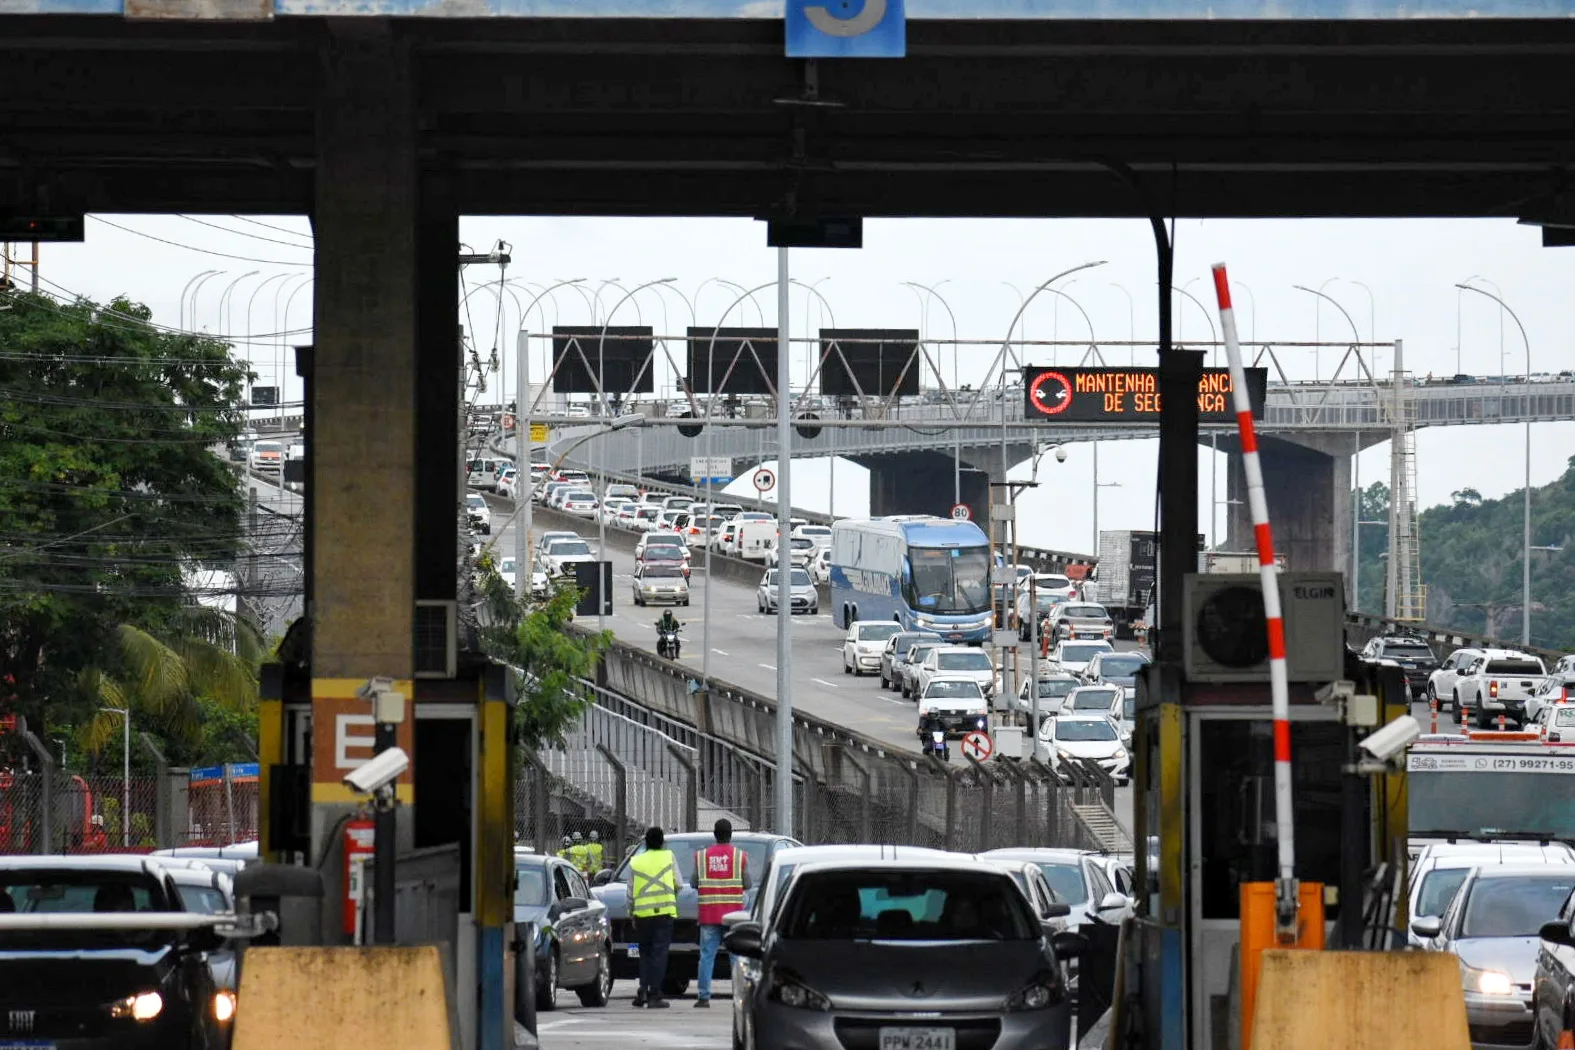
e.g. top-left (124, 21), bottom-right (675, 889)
top-left (712, 649), bottom-right (731, 656)
top-left (811, 678), bottom-right (840, 689)
top-left (759, 663), bottom-right (776, 671)
top-left (882, 697), bottom-right (908, 706)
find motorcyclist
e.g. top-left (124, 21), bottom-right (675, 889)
top-left (919, 711), bottom-right (949, 758)
top-left (655, 610), bottom-right (682, 634)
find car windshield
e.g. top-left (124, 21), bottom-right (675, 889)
top-left (1385, 643), bottom-right (1434, 659)
top-left (467, 495), bottom-right (486, 509)
top-left (1036, 576), bottom-right (1070, 591)
top-left (792, 538), bottom-right (815, 550)
top-left (1030, 679), bottom-right (1078, 699)
top-left (1414, 868), bottom-right (1469, 919)
top-left (1098, 655), bottom-right (1149, 677)
top-left (1486, 659), bottom-right (1545, 676)
top-left (514, 865), bottom-right (550, 907)
top-left (1062, 605), bottom-right (1107, 619)
top-left (176, 884), bottom-right (229, 915)
top-left (644, 565), bottom-right (685, 578)
top-left (645, 538), bottom-right (684, 550)
top-left (1071, 689), bottom-right (1120, 710)
top-left (908, 545), bottom-right (992, 614)
top-left (858, 623), bottom-right (902, 642)
top-left (908, 644), bottom-right (941, 663)
top-left (777, 869), bottom-right (1037, 942)
top-left (1029, 862), bottom-right (1089, 904)
top-left (937, 651), bottom-right (991, 671)
top-left (622, 836), bottom-right (774, 884)
top-left (1459, 874), bottom-right (1575, 938)
top-left (547, 541), bottom-right (590, 556)
top-left (1060, 644), bottom-right (1110, 663)
top-left (0, 871), bottom-right (173, 949)
top-left (926, 680), bottom-right (984, 700)
top-left (1056, 720), bottom-right (1117, 742)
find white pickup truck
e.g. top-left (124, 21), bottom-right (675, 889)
top-left (1456, 649), bottom-right (1547, 728)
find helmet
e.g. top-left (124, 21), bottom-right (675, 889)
top-left (562, 835), bottom-right (572, 847)
top-left (589, 831), bottom-right (600, 842)
top-left (571, 831), bottom-right (583, 842)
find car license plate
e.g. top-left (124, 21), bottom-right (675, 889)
top-left (626, 944), bottom-right (639, 958)
top-left (879, 1028), bottom-right (954, 1050)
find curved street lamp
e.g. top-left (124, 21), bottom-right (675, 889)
top-left (180, 270), bottom-right (219, 331)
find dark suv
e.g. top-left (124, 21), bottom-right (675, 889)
top-left (1362, 634), bottom-right (1438, 697)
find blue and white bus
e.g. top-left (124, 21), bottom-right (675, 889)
top-left (829, 516), bottom-right (995, 643)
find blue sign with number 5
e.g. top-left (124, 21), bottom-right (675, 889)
top-left (786, 0), bottom-right (906, 58)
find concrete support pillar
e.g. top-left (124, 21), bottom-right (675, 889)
top-left (862, 451), bottom-right (990, 521)
top-left (415, 209), bottom-right (460, 602)
top-left (310, 21), bottom-right (420, 938)
top-left (1224, 434), bottom-right (1351, 577)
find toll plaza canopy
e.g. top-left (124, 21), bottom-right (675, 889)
top-left (5, 0), bottom-right (1575, 220)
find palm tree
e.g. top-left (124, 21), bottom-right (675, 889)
top-left (77, 608), bottom-right (264, 753)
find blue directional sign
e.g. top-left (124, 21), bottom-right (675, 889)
top-left (786, 0), bottom-right (906, 58)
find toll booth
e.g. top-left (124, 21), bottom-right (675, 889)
top-left (1128, 571), bottom-right (1410, 1050)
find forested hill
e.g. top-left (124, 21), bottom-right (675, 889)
top-left (1357, 456), bottom-right (1575, 652)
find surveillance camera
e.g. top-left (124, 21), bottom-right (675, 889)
top-left (343, 747), bottom-right (409, 796)
top-left (1358, 715), bottom-right (1422, 764)
top-left (1054, 447), bottom-right (1067, 463)
top-left (356, 676), bottom-right (395, 702)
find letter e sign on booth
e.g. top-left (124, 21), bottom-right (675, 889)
top-left (311, 683), bottom-right (415, 803)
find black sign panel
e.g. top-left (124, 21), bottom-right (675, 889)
top-left (1022, 366), bottom-right (1268, 422)
top-left (251, 386), bottom-right (279, 407)
top-left (572, 561), bottom-right (614, 618)
top-left (819, 328), bottom-right (920, 397)
top-left (685, 328), bottom-right (779, 395)
top-left (551, 327), bottom-right (655, 394)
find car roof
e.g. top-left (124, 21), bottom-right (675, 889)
top-left (1466, 863), bottom-right (1575, 880)
top-left (1056, 713), bottom-right (1119, 723)
top-left (926, 674), bottom-right (985, 686)
top-left (983, 847), bottom-right (1098, 862)
top-left (790, 855), bottom-right (1010, 877)
top-left (770, 844), bottom-right (951, 865)
top-left (0, 854), bottom-right (171, 875)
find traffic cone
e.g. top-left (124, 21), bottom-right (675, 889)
top-left (1429, 699), bottom-right (1438, 734)
top-left (1499, 714), bottom-right (1507, 732)
top-left (1557, 1029), bottom-right (1573, 1049)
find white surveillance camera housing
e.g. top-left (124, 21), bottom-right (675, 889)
top-left (1054, 447), bottom-right (1067, 463)
top-left (1316, 680), bottom-right (1355, 705)
top-left (356, 676), bottom-right (395, 702)
top-left (1358, 715), bottom-right (1422, 764)
top-left (343, 747), bottom-right (410, 796)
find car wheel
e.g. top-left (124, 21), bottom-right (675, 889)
top-left (536, 948), bottom-right (559, 1011)
top-left (661, 977), bottom-right (689, 998)
top-left (1449, 689), bottom-right (1459, 713)
top-left (683, 599), bottom-right (691, 607)
top-left (843, 657), bottom-right (851, 675)
top-left (576, 946), bottom-right (613, 1007)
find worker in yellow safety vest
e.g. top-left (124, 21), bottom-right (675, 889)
top-left (584, 831), bottom-right (606, 874)
top-left (556, 835), bottom-right (575, 863)
top-left (628, 825), bottom-right (682, 1009)
top-left (568, 831), bottom-right (590, 872)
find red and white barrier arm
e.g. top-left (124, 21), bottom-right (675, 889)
top-left (1212, 263), bottom-right (1299, 936)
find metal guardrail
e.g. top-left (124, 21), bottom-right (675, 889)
top-left (1343, 610), bottom-right (1565, 664)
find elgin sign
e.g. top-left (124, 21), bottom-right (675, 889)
top-left (1023, 366), bottom-right (1268, 423)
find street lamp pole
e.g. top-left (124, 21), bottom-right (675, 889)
top-left (1457, 282), bottom-right (1533, 643)
top-left (1294, 284), bottom-right (1364, 608)
top-left (1108, 283), bottom-right (1135, 364)
top-left (180, 270), bottom-right (219, 331)
top-left (99, 706), bottom-right (130, 847)
top-left (903, 281), bottom-right (960, 501)
top-left (775, 246), bottom-right (794, 837)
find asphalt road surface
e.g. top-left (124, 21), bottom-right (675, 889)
top-left (518, 982), bottom-right (732, 1049)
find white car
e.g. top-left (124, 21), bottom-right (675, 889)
top-left (842, 621), bottom-right (904, 676)
top-left (561, 491), bottom-right (599, 518)
top-left (769, 535), bottom-right (817, 569)
top-left (1405, 841), bottom-right (1575, 947)
top-left (661, 495), bottom-right (695, 514)
top-left (615, 504), bottom-right (644, 529)
top-left (913, 645), bottom-right (1000, 701)
top-left (1051, 639), bottom-right (1115, 677)
top-left (465, 493), bottom-right (492, 535)
top-left (495, 467), bottom-right (521, 500)
top-left (810, 546), bottom-right (831, 585)
top-left (630, 505), bottom-right (662, 532)
top-left (1427, 647), bottom-right (1485, 711)
top-left (1038, 713), bottom-right (1130, 784)
top-left (1457, 649), bottom-right (1547, 727)
top-left (635, 533), bottom-right (692, 564)
top-left (631, 563), bottom-right (690, 606)
top-left (535, 530), bottom-right (579, 556)
top-left (1063, 685), bottom-right (1124, 724)
top-left (792, 524), bottom-right (833, 550)
top-left (542, 538), bottom-right (595, 576)
top-left (916, 676), bottom-right (990, 738)
top-left (605, 483), bottom-right (641, 503)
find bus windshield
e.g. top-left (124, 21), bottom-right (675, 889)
top-left (907, 546), bottom-right (991, 614)
top-left (1409, 766), bottom-right (1575, 840)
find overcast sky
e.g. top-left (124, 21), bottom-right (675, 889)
top-left (28, 213), bottom-right (1575, 553)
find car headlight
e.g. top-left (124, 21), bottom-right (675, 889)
top-left (1004, 971), bottom-right (1063, 1011)
top-left (768, 970), bottom-right (831, 1012)
top-left (1114, 748), bottom-right (1128, 760)
top-left (1462, 963), bottom-right (1515, 996)
top-left (213, 990), bottom-right (237, 1023)
top-left (110, 990), bottom-right (164, 1022)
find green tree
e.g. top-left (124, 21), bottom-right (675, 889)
top-left (0, 290), bottom-right (252, 754)
top-left (474, 567), bottom-right (612, 751)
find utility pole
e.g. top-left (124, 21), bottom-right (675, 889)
top-left (775, 246), bottom-right (795, 836)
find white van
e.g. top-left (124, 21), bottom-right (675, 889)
top-left (735, 520), bottom-right (779, 563)
top-left (467, 457), bottom-right (513, 492)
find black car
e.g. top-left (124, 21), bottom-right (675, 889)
top-left (513, 851), bottom-right (613, 1015)
top-left (1362, 634), bottom-right (1438, 697)
top-left (0, 855), bottom-right (229, 1050)
top-left (164, 865), bottom-right (238, 1045)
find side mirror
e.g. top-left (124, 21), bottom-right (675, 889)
top-left (721, 910), bottom-right (752, 928)
top-left (1410, 915), bottom-right (1443, 940)
top-left (592, 869), bottom-right (614, 887)
top-left (1096, 892), bottom-right (1128, 913)
top-left (1541, 920), bottom-right (1573, 947)
top-left (723, 923), bottom-right (765, 960)
top-left (1051, 930), bottom-right (1088, 958)
top-left (1044, 902), bottom-right (1071, 919)
top-left (559, 896), bottom-right (589, 913)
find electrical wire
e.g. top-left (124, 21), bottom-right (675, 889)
top-left (16, 276), bottom-right (314, 343)
top-left (175, 215), bottom-right (315, 251)
top-left (87, 217), bottom-right (311, 268)
top-left (0, 422), bottom-right (242, 444)
top-left (227, 215), bottom-right (314, 242)
top-left (0, 389), bottom-right (250, 413)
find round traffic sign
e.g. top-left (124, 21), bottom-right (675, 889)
top-left (752, 468), bottom-right (776, 493)
top-left (950, 503), bottom-right (972, 521)
top-left (960, 730), bottom-right (994, 762)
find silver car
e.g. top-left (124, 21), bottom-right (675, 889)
top-left (726, 857), bottom-right (1078, 1050)
top-left (631, 562), bottom-right (690, 606)
top-left (1414, 864), bottom-right (1575, 1049)
top-left (757, 567), bottom-right (818, 615)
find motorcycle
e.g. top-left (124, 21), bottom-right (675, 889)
top-left (927, 729), bottom-right (950, 763)
top-left (656, 626), bottom-right (682, 660)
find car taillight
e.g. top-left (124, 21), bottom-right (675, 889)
top-left (1489, 680), bottom-right (1499, 699)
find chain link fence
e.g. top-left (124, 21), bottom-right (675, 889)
top-left (0, 771), bottom-right (179, 853)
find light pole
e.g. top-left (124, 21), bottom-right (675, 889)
top-left (1091, 441), bottom-right (1122, 552)
top-left (902, 281), bottom-right (960, 501)
top-left (280, 277), bottom-right (314, 426)
top-left (595, 278), bottom-right (675, 628)
top-left (1108, 283), bottom-right (1135, 364)
top-left (180, 270), bottom-right (219, 330)
top-left (775, 246), bottom-right (794, 837)
top-left (1457, 282), bottom-right (1533, 643)
top-left (1232, 281), bottom-right (1258, 347)
top-left (1461, 275), bottom-right (1505, 377)
top-left (99, 706), bottom-right (130, 847)
top-left (188, 270), bottom-right (228, 333)
top-left (1311, 277), bottom-right (1338, 379)
top-left (217, 271), bottom-right (259, 341)
top-left (789, 280), bottom-right (837, 518)
top-left (1294, 284), bottom-right (1364, 608)
top-left (246, 274), bottom-right (291, 412)
top-left (515, 279), bottom-right (588, 600)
